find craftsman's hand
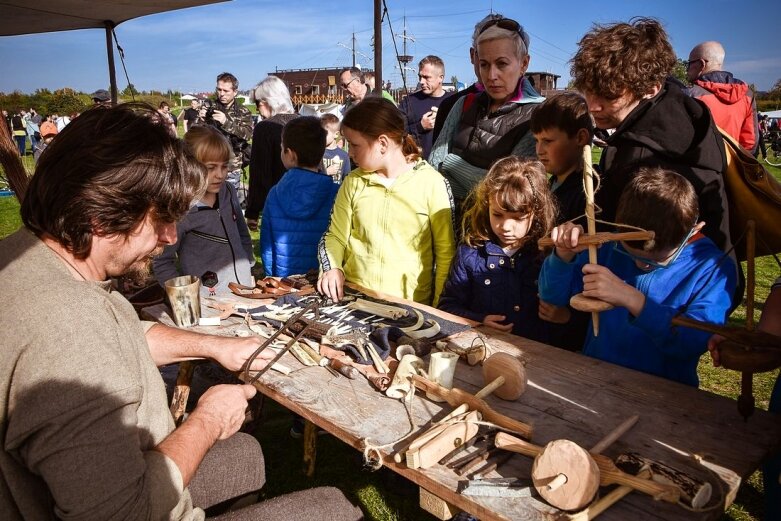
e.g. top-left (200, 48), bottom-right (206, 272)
top-left (707, 334), bottom-right (725, 367)
top-left (189, 384), bottom-right (256, 440)
top-left (538, 300), bottom-right (571, 324)
top-left (483, 314), bottom-right (513, 332)
top-left (421, 110), bottom-right (436, 130)
top-left (198, 108), bottom-right (208, 120)
top-left (318, 268), bottom-right (345, 302)
top-left (210, 336), bottom-right (275, 372)
top-left (550, 222), bottom-right (588, 262)
top-left (581, 264), bottom-right (645, 316)
top-left (211, 110), bottom-right (227, 125)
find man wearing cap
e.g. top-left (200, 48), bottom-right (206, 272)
top-left (686, 41), bottom-right (759, 154)
top-left (197, 72), bottom-right (253, 202)
top-left (91, 89), bottom-right (112, 106)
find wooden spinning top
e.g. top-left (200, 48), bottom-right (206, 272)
top-left (481, 352), bottom-right (527, 401)
top-left (533, 439), bottom-right (600, 511)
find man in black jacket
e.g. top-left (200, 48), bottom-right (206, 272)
top-left (570, 18), bottom-right (731, 255)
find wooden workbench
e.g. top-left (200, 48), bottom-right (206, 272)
top-left (144, 295), bottom-right (781, 521)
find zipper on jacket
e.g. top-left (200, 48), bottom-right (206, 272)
top-left (217, 208), bottom-right (242, 284)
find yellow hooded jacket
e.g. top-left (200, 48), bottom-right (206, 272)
top-left (318, 159), bottom-right (456, 306)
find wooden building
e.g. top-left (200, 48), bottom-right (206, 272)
top-left (524, 72), bottom-right (562, 97)
top-left (270, 67), bottom-right (375, 106)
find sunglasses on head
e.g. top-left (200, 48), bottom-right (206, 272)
top-left (479, 18), bottom-right (522, 36)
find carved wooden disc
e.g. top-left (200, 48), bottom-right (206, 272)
top-left (570, 293), bottom-right (614, 313)
top-left (482, 352), bottom-right (526, 400)
top-left (531, 439), bottom-right (600, 511)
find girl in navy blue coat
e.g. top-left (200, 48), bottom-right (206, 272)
top-left (439, 157), bottom-right (557, 342)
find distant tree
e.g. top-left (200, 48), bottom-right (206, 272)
top-left (49, 88), bottom-right (86, 115)
top-left (450, 75), bottom-right (458, 88)
top-left (121, 84), bottom-right (139, 97)
top-left (671, 58), bottom-right (689, 86)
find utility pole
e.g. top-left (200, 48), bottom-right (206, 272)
top-left (373, 0), bottom-right (382, 94)
top-left (352, 32), bottom-right (356, 68)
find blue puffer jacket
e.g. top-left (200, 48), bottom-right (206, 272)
top-left (438, 241), bottom-right (553, 343)
top-left (260, 167), bottom-right (339, 277)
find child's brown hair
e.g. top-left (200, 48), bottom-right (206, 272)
top-left (462, 157), bottom-right (557, 248)
top-left (616, 167), bottom-right (698, 252)
top-left (530, 92), bottom-right (593, 138)
top-left (184, 125), bottom-right (232, 165)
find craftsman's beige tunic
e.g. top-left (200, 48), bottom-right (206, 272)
top-left (0, 229), bottom-right (201, 520)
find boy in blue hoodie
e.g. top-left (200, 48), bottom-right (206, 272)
top-left (260, 117), bottom-right (339, 277)
top-left (539, 167), bottom-right (737, 386)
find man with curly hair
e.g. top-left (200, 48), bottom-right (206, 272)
top-left (570, 18), bottom-right (732, 255)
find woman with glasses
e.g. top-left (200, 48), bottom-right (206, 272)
top-left (244, 75), bottom-right (298, 231)
top-left (429, 17), bottom-right (544, 225)
top-left (539, 167), bottom-right (737, 387)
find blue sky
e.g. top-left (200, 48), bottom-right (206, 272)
top-left (1, 0), bottom-right (779, 96)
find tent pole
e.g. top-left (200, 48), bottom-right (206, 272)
top-left (373, 0), bottom-right (382, 95)
top-left (104, 21), bottom-right (117, 104)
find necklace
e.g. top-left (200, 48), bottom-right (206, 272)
top-left (48, 245), bottom-right (91, 281)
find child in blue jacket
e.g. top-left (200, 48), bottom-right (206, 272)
top-left (260, 117), bottom-right (339, 277)
top-left (540, 167), bottom-right (737, 386)
top-left (438, 157), bottom-right (558, 342)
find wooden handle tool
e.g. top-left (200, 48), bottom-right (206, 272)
top-left (538, 231), bottom-right (654, 249)
top-left (412, 375), bottom-right (533, 439)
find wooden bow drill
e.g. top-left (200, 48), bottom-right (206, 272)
top-left (545, 145), bottom-right (654, 336)
top-left (671, 221), bottom-right (781, 419)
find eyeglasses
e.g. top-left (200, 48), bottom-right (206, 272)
top-left (612, 227), bottom-right (696, 270)
top-left (341, 77), bottom-right (358, 89)
top-left (686, 58), bottom-right (707, 68)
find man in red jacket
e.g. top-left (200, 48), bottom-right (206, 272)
top-left (686, 41), bottom-right (759, 154)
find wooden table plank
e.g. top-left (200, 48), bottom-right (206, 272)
top-left (143, 296), bottom-right (781, 521)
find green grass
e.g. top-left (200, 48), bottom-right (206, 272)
top-left (1, 163), bottom-right (779, 521)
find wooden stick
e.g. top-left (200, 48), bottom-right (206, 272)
top-left (538, 231), bottom-right (654, 249)
top-left (412, 375), bottom-right (533, 439)
top-left (582, 144), bottom-right (600, 336)
top-left (590, 415), bottom-right (639, 454)
top-left (567, 468), bottom-right (652, 521)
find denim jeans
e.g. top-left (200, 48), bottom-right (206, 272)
top-left (14, 135), bottom-right (26, 156)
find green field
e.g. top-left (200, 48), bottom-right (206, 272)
top-left (0, 160), bottom-right (779, 521)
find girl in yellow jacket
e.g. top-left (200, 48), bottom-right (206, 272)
top-left (317, 98), bottom-right (456, 306)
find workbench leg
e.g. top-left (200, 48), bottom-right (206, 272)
top-left (419, 487), bottom-right (461, 520)
top-left (303, 419), bottom-right (317, 477)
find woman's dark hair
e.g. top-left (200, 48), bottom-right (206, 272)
top-left (341, 98), bottom-right (421, 162)
top-left (21, 103), bottom-right (206, 259)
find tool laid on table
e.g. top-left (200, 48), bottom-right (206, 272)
top-left (241, 300), bottom-right (321, 384)
top-left (494, 415), bottom-right (684, 512)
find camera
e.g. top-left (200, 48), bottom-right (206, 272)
top-left (200, 99), bottom-right (216, 121)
